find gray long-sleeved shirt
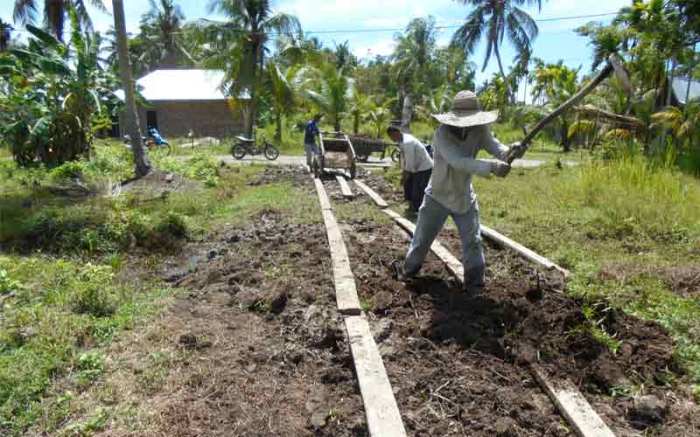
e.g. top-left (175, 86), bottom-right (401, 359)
top-left (399, 133), bottom-right (433, 173)
top-left (425, 124), bottom-right (509, 214)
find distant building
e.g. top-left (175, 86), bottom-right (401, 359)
top-left (116, 69), bottom-right (246, 138)
top-left (670, 76), bottom-right (700, 106)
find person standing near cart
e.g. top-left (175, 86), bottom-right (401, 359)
top-left (304, 114), bottom-right (323, 170)
top-left (387, 125), bottom-right (433, 214)
top-left (392, 90), bottom-right (525, 295)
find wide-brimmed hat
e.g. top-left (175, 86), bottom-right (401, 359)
top-left (432, 90), bottom-right (499, 128)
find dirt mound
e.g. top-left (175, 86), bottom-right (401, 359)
top-left (120, 170), bottom-right (201, 198)
top-left (247, 165), bottom-right (310, 186)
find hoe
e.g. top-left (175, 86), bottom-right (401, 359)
top-left (506, 54), bottom-right (633, 163)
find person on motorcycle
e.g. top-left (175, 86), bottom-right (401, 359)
top-left (148, 127), bottom-right (169, 146)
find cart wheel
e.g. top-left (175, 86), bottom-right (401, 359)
top-left (349, 162), bottom-right (357, 179)
top-left (391, 147), bottom-right (400, 162)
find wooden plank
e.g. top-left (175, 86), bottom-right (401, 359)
top-left (336, 175), bottom-right (354, 198)
top-left (386, 211), bottom-right (464, 280)
top-left (320, 208), bottom-right (362, 315)
top-left (480, 225), bottom-right (570, 278)
top-left (344, 315), bottom-right (407, 437)
top-left (532, 365), bottom-right (616, 437)
top-left (314, 177), bottom-right (332, 211)
top-left (354, 179), bottom-right (389, 208)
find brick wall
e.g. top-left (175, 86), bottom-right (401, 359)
top-left (119, 100), bottom-right (243, 138)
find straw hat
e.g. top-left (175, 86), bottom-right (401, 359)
top-left (432, 90), bottom-right (499, 128)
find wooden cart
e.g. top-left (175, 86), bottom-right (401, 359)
top-left (313, 131), bottom-right (357, 179)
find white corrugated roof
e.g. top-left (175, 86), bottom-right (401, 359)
top-left (672, 77), bottom-right (700, 105)
top-left (138, 69), bottom-right (227, 101)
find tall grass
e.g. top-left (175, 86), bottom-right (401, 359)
top-left (572, 155), bottom-right (700, 238)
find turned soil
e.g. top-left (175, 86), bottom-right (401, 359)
top-left (340, 172), bottom-right (699, 436)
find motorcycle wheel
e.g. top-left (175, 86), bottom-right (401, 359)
top-left (232, 143), bottom-right (246, 160)
top-left (264, 144), bottom-right (280, 161)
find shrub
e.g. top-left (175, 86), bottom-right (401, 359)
top-left (70, 265), bottom-right (116, 317)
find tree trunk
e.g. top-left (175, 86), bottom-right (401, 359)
top-left (353, 113), bottom-right (359, 135)
top-left (560, 117), bottom-right (571, 153)
top-left (494, 44), bottom-right (512, 103)
top-left (334, 114), bottom-right (341, 132)
top-left (113, 0), bottom-right (151, 178)
top-left (275, 112), bottom-right (282, 143)
top-left (401, 94), bottom-right (413, 132)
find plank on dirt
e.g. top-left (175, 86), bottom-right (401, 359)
top-left (354, 179), bottom-right (389, 208)
top-left (314, 177), bottom-right (333, 211)
top-left (313, 180), bottom-right (362, 315)
top-left (385, 210), bottom-right (464, 280)
top-left (532, 365), bottom-right (616, 437)
top-left (344, 315), bottom-right (407, 437)
top-left (335, 175), bottom-right (354, 198)
top-left (480, 225), bottom-right (570, 277)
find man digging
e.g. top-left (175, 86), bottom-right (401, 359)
top-left (387, 125), bottom-right (434, 215)
top-left (392, 90), bottom-right (525, 295)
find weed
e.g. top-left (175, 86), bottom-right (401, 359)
top-left (76, 351), bottom-right (105, 386)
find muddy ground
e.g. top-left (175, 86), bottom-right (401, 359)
top-left (342, 172), bottom-right (700, 436)
top-left (79, 167), bottom-right (368, 436)
top-left (67, 166), bottom-right (697, 436)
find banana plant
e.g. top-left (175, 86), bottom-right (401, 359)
top-left (0, 6), bottom-right (115, 166)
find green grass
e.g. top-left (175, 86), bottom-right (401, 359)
top-left (0, 143), bottom-right (321, 435)
top-left (0, 255), bottom-right (175, 435)
top-left (469, 157), bottom-right (700, 391)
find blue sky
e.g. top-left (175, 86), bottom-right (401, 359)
top-left (1, 0), bottom-right (632, 92)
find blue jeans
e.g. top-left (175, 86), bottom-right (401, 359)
top-left (404, 195), bottom-right (485, 288)
top-left (305, 142), bottom-right (319, 166)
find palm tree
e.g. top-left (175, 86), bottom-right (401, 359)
top-left (349, 91), bottom-right (373, 135)
top-left (305, 64), bottom-right (354, 132)
top-left (0, 19), bottom-right (12, 51)
top-left (198, 0), bottom-right (300, 138)
top-left (266, 61), bottom-right (301, 142)
top-left (451, 0), bottom-right (542, 100)
top-left (113, 0), bottom-right (151, 177)
top-left (393, 16), bottom-right (438, 130)
top-left (367, 104), bottom-right (392, 139)
top-left (139, 0), bottom-right (189, 68)
top-left (13, 0), bottom-right (106, 41)
top-left (652, 103), bottom-right (700, 148)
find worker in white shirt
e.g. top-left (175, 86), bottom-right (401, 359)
top-left (387, 125), bottom-right (434, 213)
top-left (392, 90), bottom-right (525, 295)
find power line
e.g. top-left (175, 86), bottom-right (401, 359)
top-left (9, 10), bottom-right (620, 35)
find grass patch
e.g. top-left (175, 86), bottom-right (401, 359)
top-left (0, 255), bottom-right (175, 435)
top-left (0, 143), bottom-right (321, 434)
top-left (470, 156), bottom-right (700, 390)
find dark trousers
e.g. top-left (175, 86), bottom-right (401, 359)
top-left (403, 169), bottom-right (432, 212)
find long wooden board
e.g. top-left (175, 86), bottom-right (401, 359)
top-left (480, 225), bottom-right (570, 277)
top-left (354, 179), bottom-right (389, 208)
top-left (532, 366), bottom-right (616, 437)
top-left (314, 178), bottom-right (332, 211)
top-left (384, 209), bottom-right (464, 280)
top-left (345, 315), bottom-right (408, 437)
top-left (336, 175), bottom-right (354, 198)
top-left (314, 179), bottom-right (361, 315)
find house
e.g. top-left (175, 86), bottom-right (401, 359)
top-left (116, 69), bottom-right (245, 138)
top-left (671, 76), bottom-right (700, 106)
